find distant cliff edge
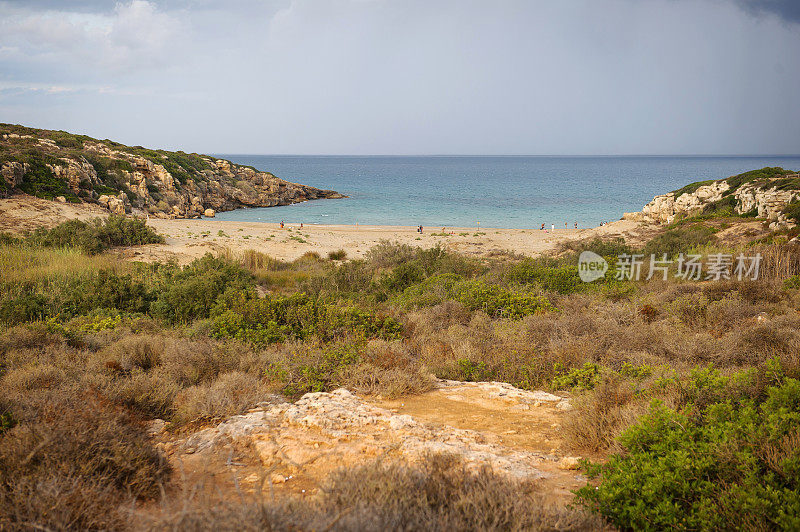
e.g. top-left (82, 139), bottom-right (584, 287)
top-left (0, 124), bottom-right (345, 218)
top-left (624, 167), bottom-right (800, 229)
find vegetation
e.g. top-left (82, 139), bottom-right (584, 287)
top-left (25, 215), bottom-right (164, 254)
top-left (1, 212), bottom-right (800, 529)
top-left (143, 453), bottom-right (607, 531)
top-left (578, 367), bottom-right (800, 531)
top-left (672, 167), bottom-right (799, 201)
top-left (0, 122), bottom-right (263, 207)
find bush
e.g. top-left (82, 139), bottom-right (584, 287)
top-left (0, 395), bottom-right (170, 530)
top-left (0, 270), bottom-right (154, 325)
top-left (210, 291), bottom-right (403, 345)
top-left (140, 453), bottom-right (606, 531)
top-left (642, 224), bottom-right (718, 258)
top-left (784, 274), bottom-right (800, 290)
top-left (507, 258), bottom-right (585, 294)
top-left (18, 158), bottom-right (75, 200)
top-left (397, 274), bottom-right (555, 318)
top-left (328, 249), bottom-right (347, 261)
top-left (578, 375), bottom-right (800, 531)
top-left (551, 362), bottom-right (603, 391)
top-left (150, 255), bottom-right (254, 323)
top-left (175, 371), bottom-right (270, 423)
top-left (27, 215), bottom-right (163, 254)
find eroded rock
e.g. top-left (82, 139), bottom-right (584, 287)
top-left (177, 387), bottom-right (554, 482)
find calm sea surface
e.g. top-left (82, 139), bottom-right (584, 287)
top-left (211, 156), bottom-right (800, 229)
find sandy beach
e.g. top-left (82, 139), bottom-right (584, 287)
top-left (0, 195), bottom-right (653, 263)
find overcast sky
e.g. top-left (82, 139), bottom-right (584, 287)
top-left (0, 0), bottom-right (798, 155)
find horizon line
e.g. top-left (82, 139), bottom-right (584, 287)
top-left (212, 153), bottom-right (800, 158)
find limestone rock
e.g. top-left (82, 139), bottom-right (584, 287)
top-left (177, 387), bottom-right (553, 482)
top-left (557, 456), bottom-right (582, 470)
top-left (204, 208), bottom-right (216, 217)
top-left (1, 161), bottom-right (27, 189)
top-left (636, 174), bottom-right (800, 228)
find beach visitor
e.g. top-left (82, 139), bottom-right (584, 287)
top-left (280, 221), bottom-right (284, 229)
top-left (551, 224), bottom-right (555, 231)
top-left (574, 222), bottom-right (578, 229)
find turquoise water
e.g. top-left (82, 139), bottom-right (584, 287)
top-left (212, 156), bottom-right (800, 229)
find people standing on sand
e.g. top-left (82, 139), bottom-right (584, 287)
top-left (565, 222), bottom-right (568, 229)
top-left (551, 223), bottom-right (555, 231)
top-left (300, 223), bottom-right (303, 229)
top-left (280, 221), bottom-right (284, 229)
top-left (540, 223), bottom-right (545, 230)
top-left (574, 222), bottom-right (578, 229)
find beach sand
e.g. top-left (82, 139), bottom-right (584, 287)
top-left (0, 195), bottom-right (654, 263)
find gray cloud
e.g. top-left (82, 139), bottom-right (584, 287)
top-left (0, 0), bottom-right (798, 155)
top-left (736, 0), bottom-right (800, 23)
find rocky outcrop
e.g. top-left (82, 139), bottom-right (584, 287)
top-left (173, 385), bottom-right (570, 484)
top-left (0, 124), bottom-right (345, 218)
top-left (625, 170), bottom-right (800, 228)
top-left (733, 183), bottom-right (800, 225)
top-left (1, 162), bottom-right (27, 190)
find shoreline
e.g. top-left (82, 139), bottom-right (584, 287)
top-left (0, 195), bottom-right (656, 263)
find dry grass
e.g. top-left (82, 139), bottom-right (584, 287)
top-left (0, 244), bottom-right (129, 283)
top-left (0, 394), bottom-right (170, 531)
top-left (133, 453), bottom-right (608, 531)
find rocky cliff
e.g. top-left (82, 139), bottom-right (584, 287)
top-left (0, 124), bottom-right (344, 218)
top-left (624, 167), bottom-right (800, 228)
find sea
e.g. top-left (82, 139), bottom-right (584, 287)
top-left (211, 156), bottom-right (800, 229)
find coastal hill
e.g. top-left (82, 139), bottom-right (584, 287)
top-left (625, 167), bottom-right (800, 228)
top-left (0, 124), bottom-right (344, 219)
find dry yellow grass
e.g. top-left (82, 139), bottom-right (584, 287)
top-left (0, 245), bottom-right (130, 284)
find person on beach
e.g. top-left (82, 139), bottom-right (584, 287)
top-left (280, 221), bottom-right (284, 229)
top-left (574, 222), bottom-right (578, 229)
top-left (565, 222), bottom-right (568, 229)
top-left (300, 223), bottom-right (303, 228)
top-left (551, 223), bottom-right (555, 231)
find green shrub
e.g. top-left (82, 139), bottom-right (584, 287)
top-left (578, 375), bottom-right (800, 531)
top-left (783, 200), bottom-right (800, 225)
top-left (27, 215), bottom-right (163, 254)
top-left (397, 274), bottom-right (555, 318)
top-left (276, 343), bottom-right (364, 397)
top-left (456, 359), bottom-right (495, 382)
top-left (642, 224), bottom-right (717, 258)
top-left (0, 293), bottom-right (47, 324)
top-left (784, 274), bottom-right (800, 290)
top-left (507, 259), bottom-right (585, 294)
top-left (552, 362), bottom-right (603, 390)
top-left (725, 167), bottom-right (795, 193)
top-left (150, 255), bottom-right (253, 323)
top-left (0, 411), bottom-right (16, 435)
top-left (210, 291), bottom-right (403, 345)
top-left (18, 158), bottom-right (75, 200)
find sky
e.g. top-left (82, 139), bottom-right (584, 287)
top-left (0, 0), bottom-right (798, 155)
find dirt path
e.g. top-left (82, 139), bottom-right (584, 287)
top-left (370, 381), bottom-right (585, 504)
